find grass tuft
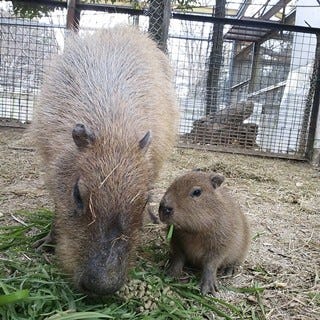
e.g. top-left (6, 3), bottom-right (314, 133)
top-left (0, 209), bottom-right (263, 319)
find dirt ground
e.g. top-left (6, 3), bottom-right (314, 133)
top-left (0, 127), bottom-right (319, 319)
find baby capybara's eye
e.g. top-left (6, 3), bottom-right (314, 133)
top-left (191, 188), bottom-right (202, 197)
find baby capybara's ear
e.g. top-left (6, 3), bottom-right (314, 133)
top-left (210, 173), bottom-right (225, 189)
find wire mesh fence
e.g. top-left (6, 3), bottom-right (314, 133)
top-left (0, 1), bottom-right (319, 160)
top-left (0, 7), bottom-right (64, 126)
top-left (172, 19), bottom-right (319, 158)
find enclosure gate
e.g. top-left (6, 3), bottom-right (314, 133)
top-left (1, 2), bottom-right (320, 161)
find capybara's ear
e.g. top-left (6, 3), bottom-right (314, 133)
top-left (139, 130), bottom-right (152, 151)
top-left (210, 174), bottom-right (225, 189)
top-left (72, 123), bottom-right (96, 149)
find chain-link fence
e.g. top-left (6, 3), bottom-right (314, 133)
top-left (171, 18), bottom-right (320, 159)
top-left (0, 7), bottom-right (63, 126)
top-left (0, 1), bottom-right (320, 161)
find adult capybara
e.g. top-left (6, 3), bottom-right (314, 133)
top-left (31, 26), bottom-right (179, 296)
top-left (159, 171), bottom-right (250, 295)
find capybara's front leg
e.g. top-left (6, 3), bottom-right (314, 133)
top-left (200, 262), bottom-right (219, 295)
top-left (166, 242), bottom-right (185, 278)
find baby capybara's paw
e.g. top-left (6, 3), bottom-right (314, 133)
top-left (200, 274), bottom-right (219, 295)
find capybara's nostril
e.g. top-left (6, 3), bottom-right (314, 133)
top-left (159, 202), bottom-right (174, 221)
top-left (163, 206), bottom-right (173, 216)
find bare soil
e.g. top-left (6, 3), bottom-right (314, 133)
top-left (0, 127), bottom-right (319, 319)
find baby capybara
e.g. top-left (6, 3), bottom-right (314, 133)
top-left (159, 171), bottom-right (250, 295)
top-left (31, 26), bottom-right (178, 296)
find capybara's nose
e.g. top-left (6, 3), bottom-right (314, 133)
top-left (79, 272), bottom-right (123, 296)
top-left (159, 201), bottom-right (174, 221)
top-left (78, 251), bottom-right (126, 296)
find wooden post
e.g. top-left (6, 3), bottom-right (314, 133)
top-left (67, 0), bottom-right (80, 31)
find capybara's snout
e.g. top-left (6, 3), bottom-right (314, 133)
top-left (159, 199), bottom-right (174, 222)
top-left (76, 248), bottom-right (127, 296)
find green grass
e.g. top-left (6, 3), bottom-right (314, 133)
top-left (0, 209), bottom-right (264, 319)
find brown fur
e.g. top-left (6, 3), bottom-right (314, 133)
top-left (159, 171), bottom-right (250, 295)
top-left (31, 26), bottom-right (179, 296)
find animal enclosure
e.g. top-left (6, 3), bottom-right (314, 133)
top-left (0, 1), bottom-right (320, 161)
top-left (0, 2), bottom-right (320, 319)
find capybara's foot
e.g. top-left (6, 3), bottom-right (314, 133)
top-left (200, 265), bottom-right (219, 295)
top-left (200, 276), bottom-right (218, 295)
top-left (220, 265), bottom-right (236, 277)
top-left (166, 259), bottom-right (184, 278)
top-left (33, 229), bottom-right (56, 253)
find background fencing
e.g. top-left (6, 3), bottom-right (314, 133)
top-left (171, 18), bottom-right (320, 159)
top-left (0, 7), bottom-right (63, 126)
top-left (0, 1), bottom-right (320, 161)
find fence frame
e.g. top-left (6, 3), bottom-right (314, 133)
top-left (1, 0), bottom-right (320, 162)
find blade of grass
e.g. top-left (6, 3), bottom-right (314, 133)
top-left (166, 224), bottom-right (174, 241)
top-left (46, 311), bottom-right (114, 319)
top-left (0, 289), bottom-right (29, 306)
top-left (173, 288), bottom-right (234, 319)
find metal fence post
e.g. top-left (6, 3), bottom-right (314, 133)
top-left (148, 0), bottom-right (171, 52)
top-left (308, 33), bottom-right (320, 164)
top-left (67, 0), bottom-right (80, 31)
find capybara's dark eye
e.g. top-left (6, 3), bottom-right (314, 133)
top-left (73, 182), bottom-right (84, 210)
top-left (191, 188), bottom-right (202, 197)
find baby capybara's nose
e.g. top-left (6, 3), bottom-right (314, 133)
top-left (159, 200), bottom-right (174, 221)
